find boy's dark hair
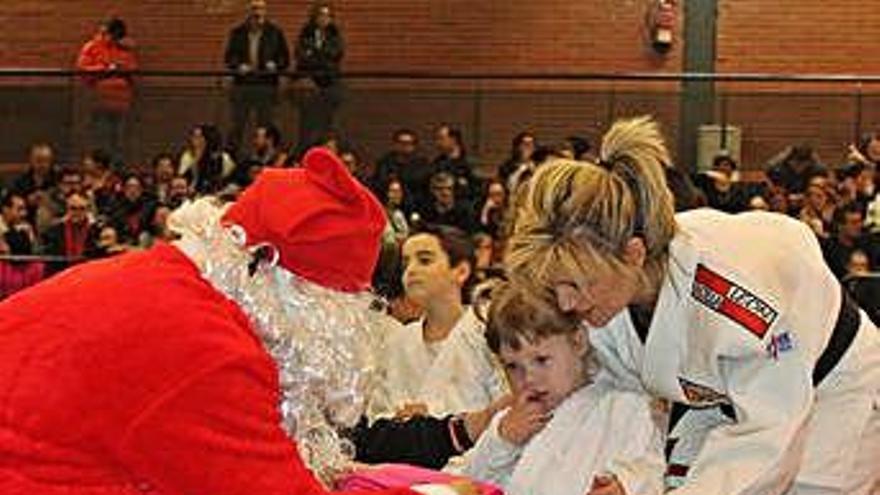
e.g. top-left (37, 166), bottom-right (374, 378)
top-left (410, 224), bottom-right (477, 303)
top-left (415, 224), bottom-right (475, 273)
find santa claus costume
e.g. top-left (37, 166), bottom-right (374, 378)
top-left (0, 148), bottom-right (465, 495)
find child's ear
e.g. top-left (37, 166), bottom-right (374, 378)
top-left (570, 330), bottom-right (588, 357)
top-left (451, 261), bottom-right (472, 287)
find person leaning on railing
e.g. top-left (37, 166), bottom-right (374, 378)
top-left (224, 0), bottom-right (290, 153)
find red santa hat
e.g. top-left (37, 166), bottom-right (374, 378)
top-left (221, 147), bottom-right (387, 293)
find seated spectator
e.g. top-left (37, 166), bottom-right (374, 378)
top-left (479, 179), bottom-right (507, 239)
top-left (42, 192), bottom-right (94, 275)
top-left (499, 132), bottom-right (536, 184)
top-left (80, 148), bottom-right (120, 215)
top-left (11, 143), bottom-right (58, 230)
top-left (341, 149), bottom-right (378, 191)
top-left (139, 203), bottom-right (175, 248)
top-left (799, 181), bottom-right (835, 238)
top-left (693, 154), bottom-right (749, 213)
top-left (665, 165), bottom-right (705, 212)
top-left (452, 282), bottom-right (661, 495)
top-left (821, 204), bottom-right (871, 279)
top-left (558, 135), bottom-right (592, 161)
top-left (848, 131), bottom-right (880, 168)
top-left (471, 233), bottom-right (500, 284)
top-left (110, 174), bottom-right (153, 245)
top-left (765, 143), bottom-right (827, 202)
top-left (847, 249), bottom-right (872, 277)
top-left (866, 193), bottom-right (880, 234)
top-left (765, 183), bottom-right (790, 214)
top-left (375, 128), bottom-right (432, 212)
top-left (0, 192), bottom-right (33, 242)
top-left (45, 166), bottom-right (85, 222)
top-left (241, 124), bottom-right (287, 168)
top-left (419, 172), bottom-right (477, 234)
top-left (384, 179), bottom-right (410, 245)
top-left (166, 175), bottom-right (193, 209)
top-left (178, 124), bottom-right (237, 194)
top-left (149, 152), bottom-right (176, 203)
top-left (85, 222), bottom-right (127, 259)
top-left (10, 142), bottom-right (58, 201)
top-left (0, 229), bottom-right (44, 300)
top-left (843, 252), bottom-right (880, 326)
top-left (433, 124), bottom-right (480, 201)
top-left (378, 225), bottom-right (509, 417)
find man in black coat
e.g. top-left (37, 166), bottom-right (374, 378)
top-left (295, 2), bottom-right (344, 89)
top-left (294, 2), bottom-right (345, 151)
top-left (224, 0), bottom-right (290, 153)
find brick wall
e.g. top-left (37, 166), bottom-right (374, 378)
top-left (4, 0), bottom-right (879, 173)
top-left (716, 0), bottom-right (880, 169)
top-left (0, 0), bottom-right (680, 169)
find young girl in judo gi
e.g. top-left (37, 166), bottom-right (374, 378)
top-left (453, 281), bottom-right (662, 495)
top-left (506, 115), bottom-right (880, 495)
top-left (379, 225), bottom-right (509, 417)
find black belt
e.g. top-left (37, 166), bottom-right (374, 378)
top-left (812, 285), bottom-right (861, 386)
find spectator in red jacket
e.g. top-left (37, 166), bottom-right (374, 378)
top-left (76, 17), bottom-right (138, 162)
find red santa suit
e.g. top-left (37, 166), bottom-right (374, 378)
top-left (0, 148), bottom-right (462, 495)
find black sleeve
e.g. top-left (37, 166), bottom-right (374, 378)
top-left (765, 163), bottom-right (784, 188)
top-left (224, 27), bottom-right (242, 70)
top-left (40, 224), bottom-right (62, 256)
top-left (349, 415), bottom-right (460, 469)
top-left (275, 26), bottom-right (291, 71)
top-left (326, 27), bottom-right (344, 63)
top-left (294, 26), bottom-right (312, 67)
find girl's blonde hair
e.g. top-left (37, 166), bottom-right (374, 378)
top-left (505, 116), bottom-right (676, 303)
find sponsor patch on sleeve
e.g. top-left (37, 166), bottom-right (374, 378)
top-left (691, 264), bottom-right (778, 339)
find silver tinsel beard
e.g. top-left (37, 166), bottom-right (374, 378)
top-left (168, 198), bottom-right (381, 485)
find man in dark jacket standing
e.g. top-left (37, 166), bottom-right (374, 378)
top-left (295, 2), bottom-right (345, 151)
top-left (224, 0), bottom-right (290, 153)
top-left (295, 2), bottom-right (344, 89)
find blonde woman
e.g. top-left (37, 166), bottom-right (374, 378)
top-left (506, 116), bottom-right (879, 495)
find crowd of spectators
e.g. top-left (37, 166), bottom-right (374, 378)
top-left (3, 1), bottom-right (879, 319)
top-left (3, 122), bottom-right (879, 325)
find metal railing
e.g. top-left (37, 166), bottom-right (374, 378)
top-left (2, 69), bottom-right (880, 173)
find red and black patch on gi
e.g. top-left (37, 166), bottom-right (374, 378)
top-left (691, 264), bottom-right (778, 339)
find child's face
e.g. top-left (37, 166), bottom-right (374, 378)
top-left (499, 332), bottom-right (587, 411)
top-left (401, 234), bottom-right (467, 305)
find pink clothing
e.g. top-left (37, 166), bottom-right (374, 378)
top-left (0, 261), bottom-right (44, 300)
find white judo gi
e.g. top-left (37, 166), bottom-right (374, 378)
top-left (452, 375), bottom-right (663, 495)
top-left (591, 209), bottom-right (880, 495)
top-left (379, 307), bottom-right (509, 417)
